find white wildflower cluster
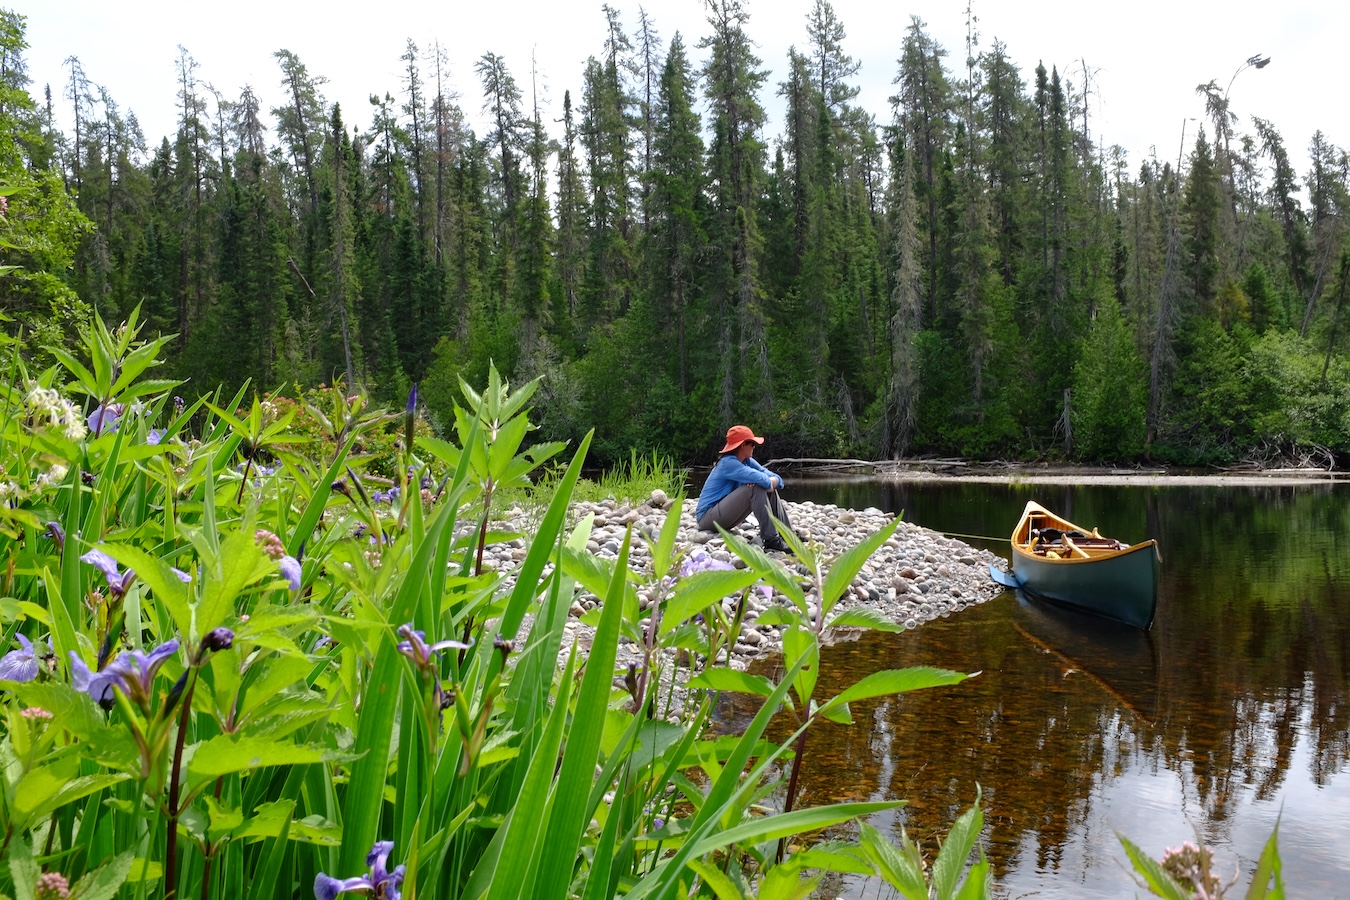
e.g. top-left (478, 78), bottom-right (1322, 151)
top-left (24, 383), bottom-right (88, 442)
top-left (1, 383), bottom-right (87, 502)
top-left (34, 463), bottom-right (69, 489)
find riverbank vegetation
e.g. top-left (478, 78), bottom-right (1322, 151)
top-left (0, 307), bottom-right (1002, 898)
top-left (3, 4), bottom-right (1348, 469)
top-left (0, 309), bottom-right (1291, 898)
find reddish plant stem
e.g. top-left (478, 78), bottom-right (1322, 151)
top-left (776, 728), bottom-right (810, 864)
top-left (164, 673), bottom-right (199, 900)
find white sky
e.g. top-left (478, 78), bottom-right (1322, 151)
top-left (17, 0), bottom-right (1347, 181)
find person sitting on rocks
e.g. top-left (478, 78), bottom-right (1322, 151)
top-left (695, 425), bottom-right (797, 552)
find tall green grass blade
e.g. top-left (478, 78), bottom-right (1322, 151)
top-left (247, 803), bottom-right (293, 898)
top-left (1245, 817), bottom-right (1284, 899)
top-left (84, 424), bottom-right (127, 539)
top-left (472, 650), bottom-right (578, 900)
top-left (58, 465), bottom-right (85, 652)
top-left (533, 528), bottom-right (633, 900)
top-left (44, 569), bottom-right (80, 680)
top-left (338, 500), bottom-right (454, 875)
top-left (625, 654), bottom-right (809, 899)
top-left (286, 435), bottom-right (352, 558)
top-left (494, 431), bottom-right (592, 650)
top-left (579, 783), bottom-right (625, 900)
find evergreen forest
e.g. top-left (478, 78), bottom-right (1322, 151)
top-left (4, 3), bottom-right (1349, 467)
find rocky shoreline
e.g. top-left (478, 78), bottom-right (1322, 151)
top-left (484, 491), bottom-right (1006, 677)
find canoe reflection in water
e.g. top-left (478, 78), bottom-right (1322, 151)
top-left (1009, 588), bottom-right (1161, 724)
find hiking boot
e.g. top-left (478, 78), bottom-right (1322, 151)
top-left (762, 536), bottom-right (791, 553)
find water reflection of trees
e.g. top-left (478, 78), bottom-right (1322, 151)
top-left (745, 480), bottom-right (1350, 888)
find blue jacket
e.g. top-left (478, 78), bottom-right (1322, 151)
top-left (694, 454), bottom-right (785, 520)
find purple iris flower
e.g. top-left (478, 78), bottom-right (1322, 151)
top-left (71, 639), bottom-right (180, 709)
top-left (314, 840), bottom-right (405, 900)
top-left (678, 548), bottom-right (772, 604)
top-left (680, 548), bottom-right (735, 578)
top-left (81, 548), bottom-right (136, 596)
top-left (279, 556), bottom-right (302, 591)
top-left (87, 403), bottom-right (124, 436)
top-left (147, 428), bottom-right (165, 446)
top-left (171, 567), bottom-right (192, 583)
top-left (0, 634), bottom-right (38, 682)
top-left (396, 624), bottom-right (472, 672)
top-left (69, 652), bottom-right (125, 708)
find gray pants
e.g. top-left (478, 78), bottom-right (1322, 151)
top-left (697, 483), bottom-right (794, 543)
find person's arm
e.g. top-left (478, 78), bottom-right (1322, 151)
top-left (743, 457), bottom-right (784, 491)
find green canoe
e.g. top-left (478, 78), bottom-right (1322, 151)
top-left (1004, 500), bottom-right (1161, 630)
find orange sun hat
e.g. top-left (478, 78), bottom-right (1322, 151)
top-left (719, 425), bottom-right (765, 454)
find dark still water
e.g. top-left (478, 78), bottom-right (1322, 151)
top-left (752, 477), bottom-right (1350, 898)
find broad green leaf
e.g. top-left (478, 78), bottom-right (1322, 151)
top-left (821, 667), bottom-right (971, 717)
top-left (782, 843), bottom-right (873, 876)
top-left (685, 859), bottom-right (746, 899)
top-left (757, 864), bottom-right (822, 900)
top-left (753, 606), bottom-right (798, 626)
top-left (234, 804), bottom-right (342, 846)
top-left (204, 795), bottom-right (245, 842)
top-left (96, 543), bottom-right (192, 638)
top-left (782, 624), bottom-right (819, 708)
top-left (647, 500), bottom-right (687, 582)
top-left (198, 528), bottom-right (275, 636)
top-left (186, 735), bottom-right (333, 793)
top-left (13, 681), bottom-right (108, 741)
top-left (559, 545), bottom-right (622, 605)
top-left (126, 859), bottom-right (164, 884)
top-left (820, 701), bottom-right (852, 725)
top-left (953, 856), bottom-right (991, 900)
top-left (68, 851), bottom-right (134, 900)
top-left (7, 835), bottom-right (38, 900)
top-left (13, 767), bottom-right (130, 825)
top-left (821, 516), bottom-right (901, 617)
top-left (237, 655), bottom-right (321, 722)
top-left (685, 801), bottom-right (902, 858)
top-left (931, 791), bottom-right (984, 900)
top-left (860, 822), bottom-right (927, 898)
top-left (827, 608), bottom-right (903, 632)
top-left (661, 569), bottom-right (763, 636)
top-left (1117, 835), bottom-right (1193, 900)
top-left (687, 669), bottom-right (778, 699)
top-left (720, 528), bottom-right (808, 611)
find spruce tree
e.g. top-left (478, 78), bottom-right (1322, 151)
top-left (700, 0), bottom-right (772, 421)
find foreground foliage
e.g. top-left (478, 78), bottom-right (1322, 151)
top-left (0, 316), bottom-right (1296, 898)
